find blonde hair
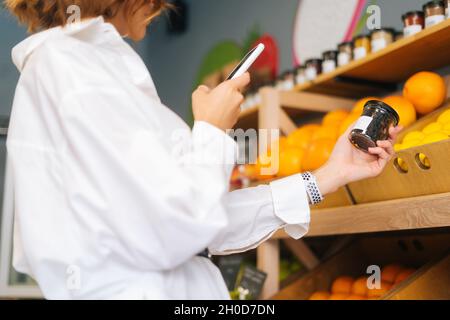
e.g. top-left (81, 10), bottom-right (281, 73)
top-left (4, 0), bottom-right (169, 32)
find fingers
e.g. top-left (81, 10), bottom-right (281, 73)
top-left (227, 72), bottom-right (251, 91)
top-left (376, 140), bottom-right (394, 157)
top-left (368, 147), bottom-right (390, 160)
top-left (388, 125), bottom-right (403, 142)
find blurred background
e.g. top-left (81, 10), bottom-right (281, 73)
top-left (0, 0), bottom-right (428, 120)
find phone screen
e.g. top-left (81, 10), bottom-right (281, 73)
top-left (226, 46), bottom-right (258, 80)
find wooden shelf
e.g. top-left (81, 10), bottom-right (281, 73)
top-left (272, 192), bottom-right (450, 239)
top-left (295, 19), bottom-right (450, 98)
top-left (236, 20), bottom-right (450, 127)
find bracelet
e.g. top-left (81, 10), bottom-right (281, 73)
top-left (301, 172), bottom-right (324, 205)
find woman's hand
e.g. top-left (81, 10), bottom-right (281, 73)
top-left (314, 125), bottom-right (403, 196)
top-left (192, 73), bottom-right (251, 131)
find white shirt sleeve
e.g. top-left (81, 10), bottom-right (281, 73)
top-left (57, 88), bottom-right (237, 272)
top-left (209, 175), bottom-right (311, 255)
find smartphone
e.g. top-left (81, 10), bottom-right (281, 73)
top-left (226, 43), bottom-right (265, 80)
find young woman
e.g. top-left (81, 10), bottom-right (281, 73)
top-left (5, 0), bottom-right (400, 299)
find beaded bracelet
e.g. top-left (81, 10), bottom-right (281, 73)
top-left (301, 172), bottom-right (324, 205)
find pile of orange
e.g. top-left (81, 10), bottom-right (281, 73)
top-left (308, 264), bottom-right (416, 300)
top-left (395, 108), bottom-right (450, 151)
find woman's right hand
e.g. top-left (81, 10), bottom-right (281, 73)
top-left (192, 73), bottom-right (251, 131)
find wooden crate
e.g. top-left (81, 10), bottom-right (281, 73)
top-left (348, 103), bottom-right (450, 204)
top-left (271, 231), bottom-right (450, 300)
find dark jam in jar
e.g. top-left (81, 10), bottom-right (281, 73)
top-left (349, 100), bottom-right (399, 152)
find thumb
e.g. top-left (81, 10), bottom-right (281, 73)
top-left (196, 85), bottom-right (211, 94)
top-left (227, 72), bottom-right (251, 90)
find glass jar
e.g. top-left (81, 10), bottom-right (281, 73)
top-left (275, 74), bottom-right (285, 90)
top-left (305, 59), bottom-right (322, 81)
top-left (402, 11), bottom-right (425, 37)
top-left (295, 65), bottom-right (307, 85)
top-left (423, 1), bottom-right (445, 28)
top-left (445, 0), bottom-right (449, 18)
top-left (370, 28), bottom-right (395, 53)
top-left (337, 42), bottom-right (353, 67)
top-left (349, 100), bottom-right (399, 152)
top-left (353, 34), bottom-right (371, 60)
top-left (282, 70), bottom-right (295, 91)
top-left (322, 50), bottom-right (338, 73)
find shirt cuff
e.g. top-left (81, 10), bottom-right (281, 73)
top-left (269, 174), bottom-right (311, 239)
top-left (192, 121), bottom-right (237, 177)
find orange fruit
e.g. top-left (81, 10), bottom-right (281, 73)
top-left (312, 125), bottom-right (340, 142)
top-left (329, 293), bottom-right (350, 300)
top-left (403, 72), bottom-right (447, 115)
top-left (287, 124), bottom-right (320, 149)
top-left (323, 110), bottom-right (350, 126)
top-left (303, 138), bottom-right (335, 171)
top-left (331, 276), bottom-right (355, 294)
top-left (381, 264), bottom-right (404, 283)
top-left (278, 147), bottom-right (305, 177)
top-left (351, 277), bottom-right (368, 296)
top-left (394, 268), bottom-right (416, 285)
top-left (383, 96), bottom-right (417, 127)
top-left (367, 281), bottom-right (392, 299)
top-left (339, 113), bottom-right (360, 135)
top-left (352, 97), bottom-right (379, 115)
top-left (346, 295), bottom-right (367, 300)
top-left (309, 291), bottom-right (330, 300)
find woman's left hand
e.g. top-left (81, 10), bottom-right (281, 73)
top-left (314, 125), bottom-right (403, 195)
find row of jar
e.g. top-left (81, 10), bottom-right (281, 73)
top-left (274, 0), bottom-right (449, 91)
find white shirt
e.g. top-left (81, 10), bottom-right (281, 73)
top-left (7, 17), bottom-right (310, 300)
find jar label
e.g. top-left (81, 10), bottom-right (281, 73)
top-left (337, 52), bottom-right (351, 66)
top-left (353, 47), bottom-right (367, 60)
top-left (305, 67), bottom-right (317, 81)
top-left (322, 60), bottom-right (336, 73)
top-left (371, 38), bottom-right (387, 53)
top-left (283, 80), bottom-right (295, 91)
top-left (296, 74), bottom-right (306, 85)
top-left (404, 25), bottom-right (423, 37)
top-left (425, 15), bottom-right (445, 28)
top-left (353, 116), bottom-right (373, 132)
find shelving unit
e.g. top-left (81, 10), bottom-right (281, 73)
top-left (234, 19), bottom-right (450, 300)
top-left (236, 19), bottom-right (450, 130)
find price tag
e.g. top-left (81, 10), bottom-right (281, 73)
top-left (217, 255), bottom-right (244, 291)
top-left (235, 266), bottom-right (267, 300)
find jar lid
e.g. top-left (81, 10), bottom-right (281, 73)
top-left (305, 58), bottom-right (323, 65)
top-left (401, 10), bottom-right (425, 21)
top-left (295, 64), bottom-right (306, 71)
top-left (366, 100), bottom-right (400, 125)
top-left (423, 0), bottom-right (444, 10)
top-left (352, 34), bottom-right (370, 42)
top-left (338, 41), bottom-right (353, 48)
top-left (322, 50), bottom-right (338, 60)
top-left (369, 27), bottom-right (396, 36)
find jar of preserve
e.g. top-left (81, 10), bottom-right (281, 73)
top-left (349, 100), bottom-right (399, 152)
top-left (282, 70), bottom-right (295, 91)
top-left (402, 11), bottom-right (425, 37)
top-left (275, 74), bottom-right (285, 90)
top-left (445, 0), bottom-right (449, 18)
top-left (370, 28), bottom-right (395, 52)
top-left (353, 34), bottom-right (371, 60)
top-left (295, 65), bottom-right (307, 85)
top-left (423, 1), bottom-right (445, 28)
top-left (322, 50), bottom-right (338, 73)
top-left (337, 42), bottom-right (353, 67)
top-left (305, 59), bottom-right (322, 81)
